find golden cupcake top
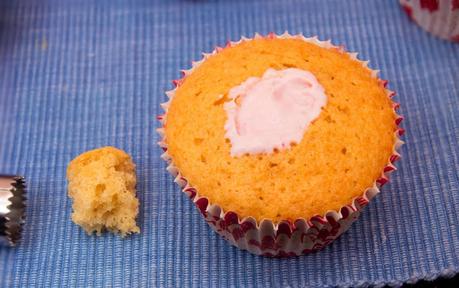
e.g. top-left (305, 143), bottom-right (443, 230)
top-left (164, 37), bottom-right (398, 223)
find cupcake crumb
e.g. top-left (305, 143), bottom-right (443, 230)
top-left (67, 146), bottom-right (140, 237)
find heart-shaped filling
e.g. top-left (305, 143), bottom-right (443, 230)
top-left (224, 68), bottom-right (327, 157)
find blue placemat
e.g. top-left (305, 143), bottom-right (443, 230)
top-left (0, 0), bottom-right (458, 287)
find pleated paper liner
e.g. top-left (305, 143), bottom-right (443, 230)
top-left (400, 0), bottom-right (459, 42)
top-left (157, 32), bottom-right (404, 257)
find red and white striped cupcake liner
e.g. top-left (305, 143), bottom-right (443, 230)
top-left (157, 32), bottom-right (404, 257)
top-left (400, 0), bottom-right (459, 42)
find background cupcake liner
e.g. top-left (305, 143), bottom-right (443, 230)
top-left (157, 32), bottom-right (404, 257)
top-left (400, 0), bottom-right (459, 42)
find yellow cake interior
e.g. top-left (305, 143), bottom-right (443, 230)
top-left (67, 146), bottom-right (140, 236)
top-left (165, 37), bottom-right (397, 223)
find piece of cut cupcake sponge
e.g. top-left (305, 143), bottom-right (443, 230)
top-left (67, 146), bottom-right (140, 236)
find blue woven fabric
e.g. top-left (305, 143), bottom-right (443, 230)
top-left (0, 0), bottom-right (458, 287)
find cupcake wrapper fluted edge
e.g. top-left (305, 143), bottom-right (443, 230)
top-left (157, 32), bottom-right (404, 257)
top-left (400, 0), bottom-right (459, 42)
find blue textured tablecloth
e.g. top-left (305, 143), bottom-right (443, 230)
top-left (0, 0), bottom-right (458, 287)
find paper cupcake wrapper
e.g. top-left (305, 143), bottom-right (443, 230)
top-left (400, 0), bottom-right (459, 42)
top-left (157, 32), bottom-right (404, 257)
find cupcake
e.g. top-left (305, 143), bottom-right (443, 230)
top-left (400, 0), bottom-right (459, 42)
top-left (158, 33), bottom-right (403, 257)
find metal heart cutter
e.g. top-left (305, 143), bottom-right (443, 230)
top-left (0, 175), bottom-right (26, 247)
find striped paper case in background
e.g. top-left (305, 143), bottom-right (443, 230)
top-left (0, 0), bottom-right (458, 287)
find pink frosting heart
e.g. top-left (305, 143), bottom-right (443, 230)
top-left (224, 68), bottom-right (327, 157)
